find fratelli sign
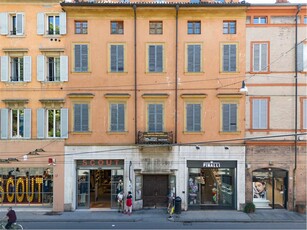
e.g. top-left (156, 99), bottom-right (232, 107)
top-left (203, 161), bottom-right (221, 168)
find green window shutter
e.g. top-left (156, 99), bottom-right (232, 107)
top-left (117, 45), bottom-right (124, 72)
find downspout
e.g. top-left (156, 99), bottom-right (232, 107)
top-left (133, 4), bottom-right (138, 144)
top-left (293, 4), bottom-right (301, 211)
top-left (175, 5), bottom-right (179, 144)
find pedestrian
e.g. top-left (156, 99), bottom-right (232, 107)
top-left (117, 191), bottom-right (124, 213)
top-left (167, 193), bottom-right (175, 221)
top-left (125, 191), bottom-right (133, 215)
top-left (3, 207), bottom-right (17, 229)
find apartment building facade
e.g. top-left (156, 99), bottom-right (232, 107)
top-left (245, 2), bottom-right (307, 211)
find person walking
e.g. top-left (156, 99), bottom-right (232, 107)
top-left (117, 191), bottom-right (124, 213)
top-left (125, 191), bottom-right (133, 215)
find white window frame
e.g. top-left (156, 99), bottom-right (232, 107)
top-left (252, 98), bottom-right (269, 129)
top-left (37, 12), bottom-right (66, 35)
top-left (252, 42), bottom-right (269, 72)
top-left (253, 16), bottom-right (267, 24)
top-left (0, 12), bottom-right (24, 36)
top-left (1, 55), bottom-right (31, 82)
top-left (37, 55), bottom-right (68, 82)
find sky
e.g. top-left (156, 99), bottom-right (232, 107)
top-left (247, 0), bottom-right (305, 3)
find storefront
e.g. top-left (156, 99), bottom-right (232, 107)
top-left (76, 159), bottom-right (124, 209)
top-left (187, 160), bottom-right (237, 210)
top-left (0, 167), bottom-right (53, 207)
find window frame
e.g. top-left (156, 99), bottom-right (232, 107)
top-left (185, 43), bottom-right (202, 73)
top-left (10, 56), bottom-right (24, 82)
top-left (111, 21), bottom-right (124, 34)
top-left (253, 16), bottom-right (268, 24)
top-left (223, 21), bottom-right (236, 34)
top-left (47, 15), bottom-right (60, 35)
top-left (73, 103), bottom-right (90, 133)
top-left (149, 21), bottom-right (163, 35)
top-left (187, 21), bottom-right (201, 34)
top-left (109, 103), bottom-right (126, 132)
top-left (75, 21), bottom-right (88, 34)
top-left (146, 103), bottom-right (164, 133)
top-left (146, 43), bottom-right (165, 73)
top-left (47, 109), bottom-right (61, 138)
top-left (108, 43), bottom-right (126, 73)
top-left (250, 97), bottom-right (270, 130)
top-left (251, 42), bottom-right (269, 73)
top-left (72, 43), bottom-right (89, 73)
top-left (221, 43), bottom-right (238, 73)
top-left (185, 102), bottom-right (202, 133)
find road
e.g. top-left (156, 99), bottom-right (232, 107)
top-left (20, 221), bottom-right (306, 229)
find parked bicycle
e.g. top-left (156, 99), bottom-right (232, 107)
top-left (0, 220), bottom-right (23, 229)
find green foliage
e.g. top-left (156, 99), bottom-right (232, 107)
top-left (244, 202), bottom-right (255, 213)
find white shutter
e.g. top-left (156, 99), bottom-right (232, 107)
top-left (0, 13), bottom-right (8, 35)
top-left (23, 109), bottom-right (31, 139)
top-left (23, 56), bottom-right (31, 82)
top-left (59, 12), bottom-right (66, 35)
top-left (37, 13), bottom-right (45, 35)
top-left (37, 55), bottom-right (45, 81)
top-left (1, 56), bottom-right (9, 82)
top-left (60, 56), bottom-right (68, 81)
top-left (303, 100), bottom-right (307, 129)
top-left (0, 109), bottom-right (9, 139)
top-left (60, 108), bottom-right (68, 138)
top-left (16, 13), bottom-right (24, 35)
top-left (37, 108), bottom-right (45, 139)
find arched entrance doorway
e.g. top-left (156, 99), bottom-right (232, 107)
top-left (252, 168), bottom-right (288, 209)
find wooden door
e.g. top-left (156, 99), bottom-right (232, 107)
top-left (143, 175), bottom-right (168, 208)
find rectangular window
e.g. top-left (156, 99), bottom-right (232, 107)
top-left (48, 15), bottom-right (60, 35)
top-left (74, 104), bottom-right (89, 132)
top-left (252, 99), bottom-right (268, 129)
top-left (186, 104), bottom-right (201, 132)
top-left (254, 16), bottom-right (267, 24)
top-left (149, 21), bottom-right (163, 34)
top-left (74, 44), bottom-right (88, 72)
top-left (148, 45), bottom-right (163, 72)
top-left (253, 43), bottom-right (268, 72)
top-left (187, 44), bottom-right (201, 73)
top-left (110, 44), bottom-right (124, 72)
top-left (223, 21), bottom-right (236, 34)
top-left (111, 21), bottom-right (124, 34)
top-left (0, 12), bottom-right (24, 36)
top-left (75, 21), bottom-right (88, 34)
top-left (222, 44), bottom-right (237, 72)
top-left (188, 21), bottom-right (201, 34)
top-left (303, 99), bottom-right (307, 129)
top-left (110, 103), bottom-right (125, 132)
top-left (10, 57), bottom-right (24, 81)
top-left (11, 109), bottom-right (24, 138)
top-left (148, 104), bottom-right (163, 132)
top-left (222, 103), bottom-right (237, 132)
top-left (47, 57), bottom-right (60, 81)
top-left (47, 109), bottom-right (61, 138)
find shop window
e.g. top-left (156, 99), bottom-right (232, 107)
top-left (0, 167), bottom-right (53, 206)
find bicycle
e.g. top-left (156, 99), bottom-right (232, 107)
top-left (0, 220), bottom-right (23, 230)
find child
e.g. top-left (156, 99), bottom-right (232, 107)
top-left (125, 191), bottom-right (133, 215)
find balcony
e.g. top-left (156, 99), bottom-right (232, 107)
top-left (138, 131), bottom-right (173, 145)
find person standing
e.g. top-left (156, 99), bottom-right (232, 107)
top-left (125, 191), bottom-right (133, 215)
top-left (4, 207), bottom-right (16, 229)
top-left (117, 191), bottom-right (124, 213)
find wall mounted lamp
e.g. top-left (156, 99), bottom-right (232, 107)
top-left (240, 81), bottom-right (248, 93)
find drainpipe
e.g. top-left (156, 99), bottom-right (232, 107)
top-left (175, 5), bottom-right (179, 144)
top-left (133, 4), bottom-right (138, 144)
top-left (293, 4), bottom-right (301, 211)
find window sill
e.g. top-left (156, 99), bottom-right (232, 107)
top-left (183, 131), bottom-right (204, 135)
top-left (145, 71), bottom-right (166, 74)
top-left (219, 131), bottom-right (241, 135)
top-left (107, 131), bottom-right (129, 135)
top-left (71, 131), bottom-right (92, 135)
top-left (6, 35), bottom-right (26, 38)
top-left (4, 82), bottom-right (28, 86)
top-left (249, 71), bottom-right (270, 74)
top-left (71, 71), bottom-right (92, 74)
top-left (107, 71), bottom-right (128, 74)
top-left (183, 71), bottom-right (205, 75)
top-left (219, 71), bottom-right (240, 74)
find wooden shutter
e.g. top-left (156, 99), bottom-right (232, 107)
top-left (148, 45), bottom-right (155, 72)
top-left (110, 45), bottom-right (117, 72)
top-left (187, 45), bottom-right (194, 72)
top-left (16, 13), bottom-right (24, 35)
top-left (155, 104), bottom-right (163, 132)
top-left (60, 56), bottom-right (68, 81)
top-left (194, 104), bottom-right (201, 131)
top-left (60, 108), bottom-right (68, 138)
top-left (81, 104), bottom-right (89, 131)
top-left (0, 13), bottom-right (8, 35)
top-left (260, 44), bottom-right (268, 72)
top-left (37, 55), bottom-right (45, 81)
top-left (37, 13), bottom-right (45, 35)
top-left (81, 45), bottom-right (88, 72)
top-left (23, 56), bottom-right (31, 82)
top-left (148, 104), bottom-right (163, 132)
top-left (156, 45), bottom-right (163, 72)
top-left (304, 99), bottom-right (307, 129)
top-left (253, 99), bottom-right (268, 129)
top-left (229, 45), bottom-right (237, 72)
top-left (223, 104), bottom-right (237, 132)
top-left (118, 104), bottom-right (125, 131)
top-left (186, 104), bottom-right (193, 131)
top-left (118, 45), bottom-right (124, 72)
top-left (74, 45), bottom-right (81, 72)
top-left (253, 44), bottom-right (260, 72)
top-left (0, 109), bottom-right (9, 139)
top-left (223, 45), bottom-right (230, 72)
top-left (1, 56), bottom-right (9, 82)
top-left (148, 104), bottom-right (155, 132)
top-left (110, 104), bottom-right (125, 131)
top-left (23, 109), bottom-right (31, 139)
top-left (194, 45), bottom-right (201, 72)
top-left (59, 12), bottom-right (66, 35)
top-left (229, 104), bottom-right (237, 131)
top-left (37, 108), bottom-right (45, 139)
top-left (110, 104), bottom-right (117, 131)
top-left (74, 104), bottom-right (81, 132)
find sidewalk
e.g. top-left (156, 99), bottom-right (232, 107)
top-left (0, 208), bottom-right (305, 223)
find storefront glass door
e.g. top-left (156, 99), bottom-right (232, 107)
top-left (77, 169), bottom-right (90, 208)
